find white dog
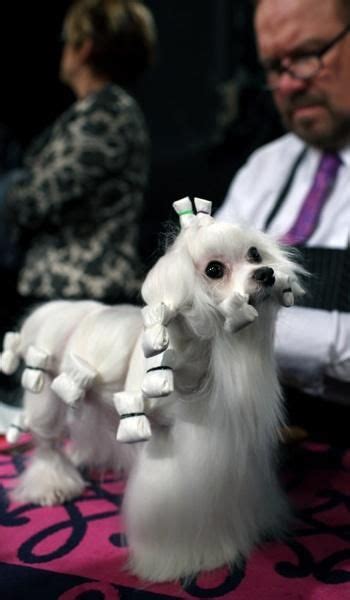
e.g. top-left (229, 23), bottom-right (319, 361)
top-left (1, 198), bottom-right (304, 582)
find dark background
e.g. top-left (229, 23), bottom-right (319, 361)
top-left (0, 0), bottom-right (283, 263)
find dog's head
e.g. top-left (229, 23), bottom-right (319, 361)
top-left (142, 198), bottom-right (304, 337)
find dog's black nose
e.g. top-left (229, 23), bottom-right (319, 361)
top-left (253, 267), bottom-right (275, 287)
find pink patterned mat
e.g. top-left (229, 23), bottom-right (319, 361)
top-left (0, 441), bottom-right (349, 599)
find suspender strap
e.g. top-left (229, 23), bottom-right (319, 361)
top-left (264, 147), bottom-right (308, 230)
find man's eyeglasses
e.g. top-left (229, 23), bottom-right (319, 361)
top-left (262, 23), bottom-right (350, 91)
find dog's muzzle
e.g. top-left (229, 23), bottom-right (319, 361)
top-left (253, 267), bottom-right (275, 287)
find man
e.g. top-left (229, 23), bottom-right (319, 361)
top-left (216, 0), bottom-right (350, 405)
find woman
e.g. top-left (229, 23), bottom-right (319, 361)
top-left (4, 0), bottom-right (156, 304)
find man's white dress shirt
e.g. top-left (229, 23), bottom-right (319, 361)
top-left (216, 133), bottom-right (350, 403)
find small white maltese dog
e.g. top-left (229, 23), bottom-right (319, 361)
top-left (1, 198), bottom-right (304, 582)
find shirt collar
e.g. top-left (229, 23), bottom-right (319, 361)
top-left (306, 144), bottom-right (350, 167)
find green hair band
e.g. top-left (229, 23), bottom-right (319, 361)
top-left (178, 209), bottom-right (193, 216)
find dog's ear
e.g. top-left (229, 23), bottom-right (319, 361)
top-left (142, 240), bottom-right (196, 314)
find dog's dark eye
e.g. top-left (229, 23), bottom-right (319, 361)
top-left (205, 261), bottom-right (226, 279)
top-left (246, 247), bottom-right (262, 263)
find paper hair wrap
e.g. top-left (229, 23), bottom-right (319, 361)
top-left (113, 392), bottom-right (152, 443)
top-left (0, 331), bottom-right (21, 375)
top-left (273, 272), bottom-right (297, 307)
top-left (6, 411), bottom-right (28, 444)
top-left (142, 348), bottom-right (176, 397)
top-left (173, 196), bottom-right (212, 229)
top-left (51, 353), bottom-right (98, 406)
top-left (21, 345), bottom-right (51, 394)
top-left (141, 302), bottom-right (176, 358)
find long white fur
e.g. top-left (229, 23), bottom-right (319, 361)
top-left (8, 209), bottom-right (304, 582)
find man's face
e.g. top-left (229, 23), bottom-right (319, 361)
top-left (255, 0), bottom-right (350, 149)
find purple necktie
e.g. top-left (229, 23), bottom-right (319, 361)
top-left (280, 152), bottom-right (342, 246)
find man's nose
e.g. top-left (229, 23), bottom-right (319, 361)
top-left (253, 267), bottom-right (275, 287)
top-left (274, 71), bottom-right (308, 96)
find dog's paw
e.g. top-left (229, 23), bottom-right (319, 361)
top-left (220, 293), bottom-right (258, 333)
top-left (12, 450), bottom-right (86, 506)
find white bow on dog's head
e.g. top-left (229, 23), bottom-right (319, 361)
top-left (173, 196), bottom-right (213, 229)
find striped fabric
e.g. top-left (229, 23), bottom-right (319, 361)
top-left (296, 246), bottom-right (350, 311)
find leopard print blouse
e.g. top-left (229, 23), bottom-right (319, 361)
top-left (6, 84), bottom-right (150, 303)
